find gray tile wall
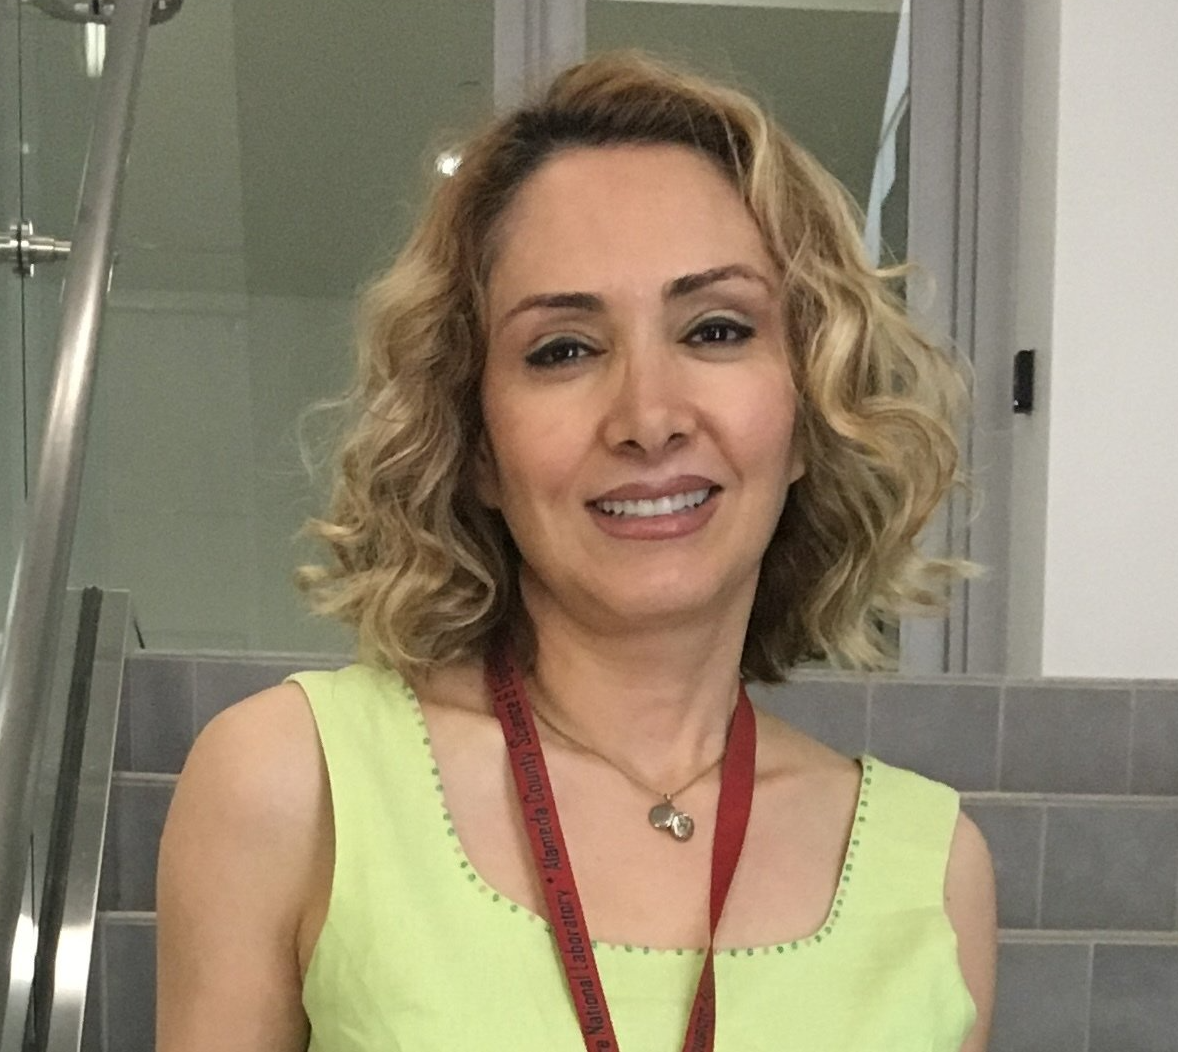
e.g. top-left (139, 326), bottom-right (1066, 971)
top-left (870, 681), bottom-right (1001, 790)
top-left (962, 801), bottom-right (1044, 929)
top-left (1133, 688), bottom-right (1178, 796)
top-left (99, 776), bottom-right (175, 912)
top-left (751, 673), bottom-right (1178, 797)
top-left (991, 941), bottom-right (1092, 1052)
top-left (81, 921), bottom-right (105, 1052)
top-left (90, 917), bottom-right (156, 1052)
top-left (1040, 807), bottom-right (1178, 932)
top-left (122, 656), bottom-right (195, 775)
top-left (749, 677), bottom-right (869, 757)
top-left (1089, 943), bottom-right (1178, 1052)
top-left (1001, 686), bottom-right (1133, 794)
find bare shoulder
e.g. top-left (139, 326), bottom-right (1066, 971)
top-left (190, 681), bottom-right (322, 786)
top-left (161, 680), bottom-right (331, 951)
top-left (157, 682), bottom-right (330, 1052)
top-left (944, 811), bottom-right (998, 1052)
top-left (167, 682), bottom-right (327, 859)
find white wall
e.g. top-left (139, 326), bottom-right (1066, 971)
top-left (1014, 0), bottom-right (1178, 677)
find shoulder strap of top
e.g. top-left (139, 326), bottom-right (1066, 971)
top-left (285, 663), bottom-right (454, 889)
top-left (288, 663), bottom-right (424, 784)
top-left (852, 757), bottom-right (962, 915)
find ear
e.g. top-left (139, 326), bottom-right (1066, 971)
top-left (472, 429), bottom-right (501, 509)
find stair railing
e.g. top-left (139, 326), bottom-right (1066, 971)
top-left (0, 0), bottom-right (161, 1035)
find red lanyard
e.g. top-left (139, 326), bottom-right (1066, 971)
top-left (486, 642), bottom-right (757, 1052)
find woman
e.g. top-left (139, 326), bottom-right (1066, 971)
top-left (158, 51), bottom-right (996, 1052)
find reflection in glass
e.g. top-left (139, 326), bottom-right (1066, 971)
top-left (588, 0), bottom-right (909, 259)
top-left (2, 1), bottom-right (102, 625)
top-left (1, 0), bottom-right (25, 625)
top-left (69, 0), bottom-right (493, 652)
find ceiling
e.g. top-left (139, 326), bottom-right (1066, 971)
top-left (97, 0), bottom-right (905, 300)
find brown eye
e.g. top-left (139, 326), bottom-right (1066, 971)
top-left (525, 339), bottom-right (596, 368)
top-left (687, 318), bottom-right (755, 345)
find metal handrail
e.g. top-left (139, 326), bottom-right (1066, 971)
top-left (0, 0), bottom-right (157, 1034)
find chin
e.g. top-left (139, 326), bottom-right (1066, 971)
top-left (589, 574), bottom-right (747, 633)
top-left (523, 555), bottom-right (761, 636)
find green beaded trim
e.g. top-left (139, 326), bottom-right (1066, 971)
top-left (410, 690), bottom-right (873, 957)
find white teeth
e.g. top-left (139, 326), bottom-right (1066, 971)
top-left (596, 488), bottom-right (712, 518)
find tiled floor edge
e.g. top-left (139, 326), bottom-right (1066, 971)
top-left (99, 911), bottom-right (157, 924)
top-left (129, 648), bottom-right (354, 664)
top-left (112, 771), bottom-right (178, 787)
top-left (962, 791), bottom-right (1178, 807)
top-left (998, 929), bottom-right (1178, 945)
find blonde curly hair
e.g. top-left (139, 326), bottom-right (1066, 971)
top-left (298, 50), bottom-right (967, 681)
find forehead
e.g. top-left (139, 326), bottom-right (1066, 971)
top-left (487, 144), bottom-right (774, 303)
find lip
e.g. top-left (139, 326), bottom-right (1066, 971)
top-left (588, 474), bottom-right (719, 504)
top-left (587, 484), bottom-right (721, 541)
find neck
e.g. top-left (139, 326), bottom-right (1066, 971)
top-left (520, 583), bottom-right (752, 791)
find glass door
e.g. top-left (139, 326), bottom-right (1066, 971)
top-left (67, 0), bottom-right (495, 653)
top-left (0, 0), bottom-right (28, 1037)
top-left (0, 0), bottom-right (100, 620)
top-left (0, 0), bottom-right (26, 624)
top-left (1, 2), bottom-right (101, 1046)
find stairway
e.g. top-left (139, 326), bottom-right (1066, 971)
top-left (86, 654), bottom-right (1178, 1052)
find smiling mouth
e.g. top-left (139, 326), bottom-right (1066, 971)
top-left (593, 487), bottom-right (716, 519)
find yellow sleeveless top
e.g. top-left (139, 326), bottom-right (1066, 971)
top-left (290, 664), bottom-right (976, 1052)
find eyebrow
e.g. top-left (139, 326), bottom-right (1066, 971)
top-left (497, 263), bottom-right (772, 330)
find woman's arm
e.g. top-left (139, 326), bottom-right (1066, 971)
top-left (156, 684), bottom-right (332, 1052)
top-left (945, 812), bottom-right (998, 1052)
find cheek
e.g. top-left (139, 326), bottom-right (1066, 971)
top-left (483, 375), bottom-right (590, 502)
top-left (484, 414), bottom-right (580, 513)
top-left (730, 374), bottom-right (800, 475)
top-left (748, 422), bottom-right (798, 488)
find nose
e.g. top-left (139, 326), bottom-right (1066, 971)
top-left (600, 342), bottom-right (696, 457)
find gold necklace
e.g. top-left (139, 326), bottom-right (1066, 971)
top-left (528, 702), bottom-right (724, 843)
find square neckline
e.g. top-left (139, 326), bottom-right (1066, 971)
top-left (405, 681), bottom-right (875, 957)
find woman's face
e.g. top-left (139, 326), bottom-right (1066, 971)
top-left (479, 143), bottom-right (803, 635)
